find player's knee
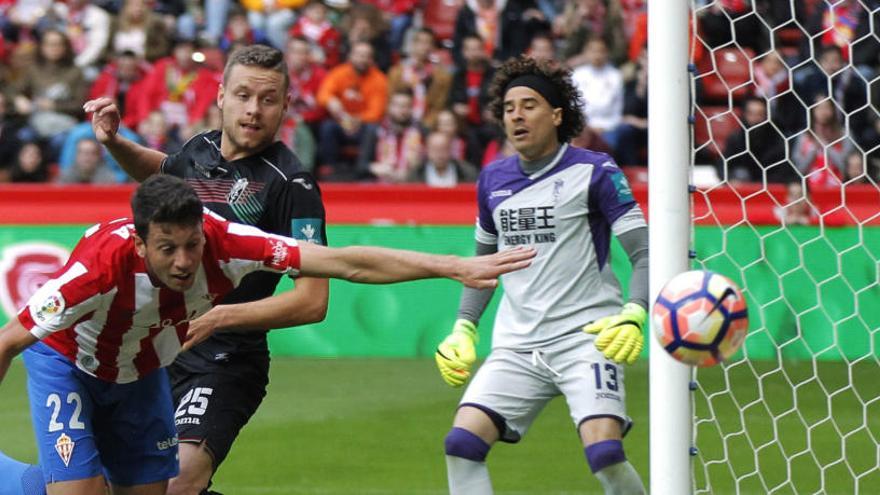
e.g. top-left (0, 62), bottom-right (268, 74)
top-left (584, 439), bottom-right (627, 473)
top-left (444, 427), bottom-right (491, 462)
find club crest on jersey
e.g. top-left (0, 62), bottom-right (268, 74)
top-left (227, 178), bottom-right (250, 204)
top-left (0, 243), bottom-right (70, 318)
top-left (55, 433), bottom-right (75, 467)
top-left (292, 219), bottom-right (324, 245)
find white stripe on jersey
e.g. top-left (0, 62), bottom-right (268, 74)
top-left (28, 262), bottom-right (91, 339)
top-left (73, 288), bottom-right (114, 374)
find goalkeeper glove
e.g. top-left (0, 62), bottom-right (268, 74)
top-left (582, 302), bottom-right (646, 365)
top-left (435, 319), bottom-right (478, 387)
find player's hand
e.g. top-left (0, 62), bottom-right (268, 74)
top-left (83, 97), bottom-right (121, 144)
top-left (181, 306), bottom-right (226, 352)
top-left (453, 247), bottom-right (536, 289)
top-left (435, 319), bottom-right (478, 387)
top-left (582, 303), bottom-right (646, 365)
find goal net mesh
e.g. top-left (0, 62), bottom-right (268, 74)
top-left (688, 1), bottom-right (880, 493)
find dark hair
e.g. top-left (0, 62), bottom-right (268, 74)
top-left (131, 175), bottom-right (203, 240)
top-left (488, 56), bottom-right (585, 143)
top-left (224, 44), bottom-right (289, 92)
top-left (37, 29), bottom-right (75, 66)
top-left (391, 86), bottom-right (414, 99)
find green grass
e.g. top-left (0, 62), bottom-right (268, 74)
top-left (2, 358), bottom-right (877, 494)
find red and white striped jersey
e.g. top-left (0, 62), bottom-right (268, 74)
top-left (17, 212), bottom-right (301, 384)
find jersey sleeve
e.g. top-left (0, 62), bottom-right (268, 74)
top-left (205, 213), bottom-right (303, 286)
top-left (17, 231), bottom-right (113, 340)
top-left (588, 158), bottom-right (646, 236)
top-left (475, 172), bottom-right (498, 244)
top-left (271, 171), bottom-right (328, 246)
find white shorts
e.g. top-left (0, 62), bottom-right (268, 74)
top-left (459, 331), bottom-right (631, 443)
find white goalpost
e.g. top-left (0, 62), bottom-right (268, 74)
top-left (648, 1), bottom-right (693, 493)
top-left (651, 1), bottom-right (880, 493)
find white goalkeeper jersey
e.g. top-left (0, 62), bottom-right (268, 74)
top-left (476, 144), bottom-right (646, 350)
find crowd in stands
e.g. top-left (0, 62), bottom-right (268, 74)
top-left (0, 0), bottom-right (877, 190)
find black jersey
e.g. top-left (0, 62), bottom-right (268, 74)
top-left (161, 130), bottom-right (327, 372)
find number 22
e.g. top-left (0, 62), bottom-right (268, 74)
top-left (46, 392), bottom-right (86, 432)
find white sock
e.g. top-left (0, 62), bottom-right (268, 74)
top-left (594, 461), bottom-right (646, 495)
top-left (446, 455), bottom-right (493, 495)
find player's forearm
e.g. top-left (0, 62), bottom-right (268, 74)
top-left (308, 246), bottom-right (459, 284)
top-left (103, 134), bottom-right (167, 182)
top-left (456, 241), bottom-right (498, 323)
top-left (205, 279), bottom-right (329, 331)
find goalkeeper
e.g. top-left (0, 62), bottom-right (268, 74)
top-left (435, 56), bottom-right (648, 495)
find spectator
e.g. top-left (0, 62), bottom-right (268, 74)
top-left (277, 114), bottom-right (318, 172)
top-left (791, 97), bottom-right (854, 188)
top-left (453, 0), bottom-right (549, 64)
top-left (360, 0), bottom-right (417, 53)
top-left (290, 0), bottom-right (342, 67)
top-left (133, 36), bottom-right (221, 135)
top-left (696, 0), bottom-right (768, 54)
top-left (12, 29), bottom-right (87, 140)
top-left (774, 181), bottom-right (816, 226)
top-left (450, 34), bottom-right (495, 165)
top-left (432, 109), bottom-right (473, 165)
top-left (844, 150), bottom-right (871, 184)
top-left (409, 131), bottom-right (479, 186)
top-left (40, 0), bottom-right (111, 79)
top-left (802, 0), bottom-right (880, 75)
top-left (339, 2), bottom-right (392, 72)
top-left (88, 50), bottom-right (149, 129)
top-left (571, 36), bottom-right (623, 148)
top-left (57, 138), bottom-right (119, 184)
top-left (718, 96), bottom-right (790, 184)
top-left (285, 36), bottom-right (328, 130)
top-left (220, 4), bottom-right (270, 53)
top-left (358, 88), bottom-right (425, 183)
top-left (753, 51), bottom-right (789, 101)
top-left (452, 0), bottom-right (499, 68)
top-left (241, 0), bottom-right (302, 49)
top-left (609, 48), bottom-right (647, 165)
top-left (137, 110), bottom-right (184, 155)
top-left (0, 41), bottom-right (36, 102)
top-left (317, 40), bottom-right (388, 180)
top-left (796, 45), bottom-right (866, 117)
top-left (8, 141), bottom-right (49, 183)
top-left (559, 0), bottom-right (627, 66)
top-left (0, 92), bottom-right (24, 171)
top-left (58, 122), bottom-right (143, 183)
top-left (387, 27), bottom-right (452, 129)
top-left (167, 0), bottom-right (232, 47)
top-left (527, 31), bottom-right (557, 63)
top-left (110, 0), bottom-right (171, 62)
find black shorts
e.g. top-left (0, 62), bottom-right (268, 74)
top-left (168, 361), bottom-right (269, 469)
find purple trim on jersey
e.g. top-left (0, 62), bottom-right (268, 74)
top-left (587, 157), bottom-right (637, 270)
top-left (477, 146), bottom-right (612, 236)
top-left (444, 427), bottom-right (491, 461)
top-left (584, 439), bottom-right (627, 473)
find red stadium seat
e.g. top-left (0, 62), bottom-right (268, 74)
top-left (698, 47), bottom-right (755, 104)
top-left (693, 106), bottom-right (743, 159)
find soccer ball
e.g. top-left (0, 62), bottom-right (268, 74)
top-left (652, 270), bottom-right (749, 367)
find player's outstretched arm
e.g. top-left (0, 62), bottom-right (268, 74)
top-left (181, 278), bottom-right (329, 351)
top-left (297, 243), bottom-right (535, 289)
top-left (83, 97), bottom-right (167, 182)
top-left (0, 319), bottom-right (37, 386)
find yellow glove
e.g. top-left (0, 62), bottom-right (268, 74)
top-left (435, 319), bottom-right (478, 387)
top-left (582, 303), bottom-right (646, 365)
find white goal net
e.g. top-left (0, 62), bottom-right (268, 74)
top-left (688, 1), bottom-right (880, 493)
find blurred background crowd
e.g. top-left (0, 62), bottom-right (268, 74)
top-left (0, 0), bottom-right (877, 188)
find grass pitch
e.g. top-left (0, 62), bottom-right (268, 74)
top-left (2, 357), bottom-right (875, 494)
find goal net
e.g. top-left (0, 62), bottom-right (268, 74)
top-left (688, 1), bottom-right (880, 493)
